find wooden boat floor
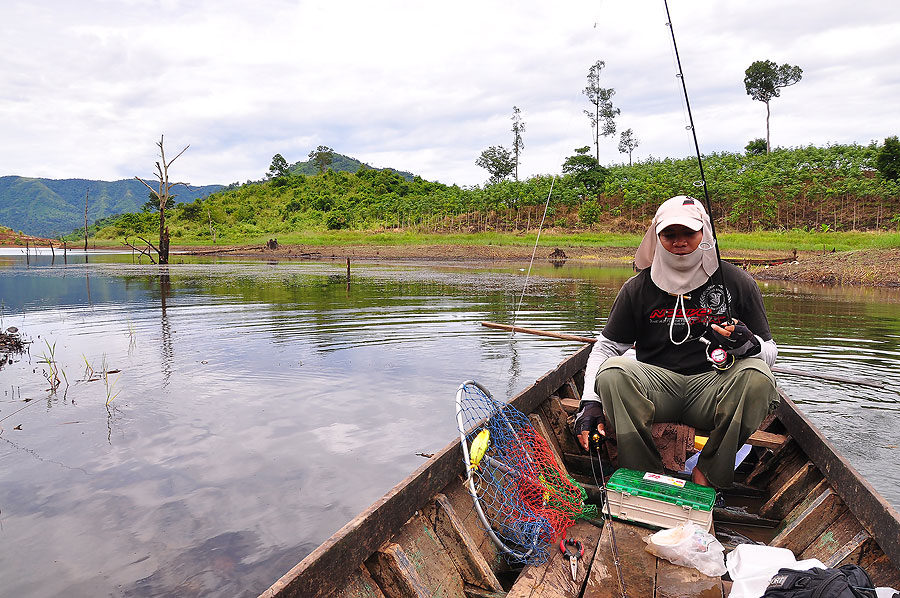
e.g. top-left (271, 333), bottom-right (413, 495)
top-left (585, 519), bottom-right (723, 598)
top-left (504, 518), bottom-right (724, 598)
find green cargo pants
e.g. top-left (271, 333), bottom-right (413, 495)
top-left (594, 356), bottom-right (778, 488)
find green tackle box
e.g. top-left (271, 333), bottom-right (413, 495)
top-left (605, 468), bottom-right (716, 531)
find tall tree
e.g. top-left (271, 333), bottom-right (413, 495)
top-left (135, 135), bottom-right (189, 265)
top-left (583, 60), bottom-right (620, 162)
top-left (617, 128), bottom-right (639, 166)
top-left (267, 153), bottom-right (290, 179)
top-left (308, 145), bottom-right (334, 174)
top-left (876, 136), bottom-right (900, 181)
top-left (744, 60), bottom-right (803, 154)
top-left (511, 106), bottom-right (525, 182)
top-left (476, 146), bottom-right (515, 184)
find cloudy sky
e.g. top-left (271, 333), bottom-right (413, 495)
top-left (3, 0), bottom-right (899, 187)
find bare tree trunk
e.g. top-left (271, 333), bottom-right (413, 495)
top-left (207, 208), bottom-right (216, 244)
top-left (135, 135), bottom-right (189, 266)
top-left (765, 101), bottom-right (771, 154)
top-left (84, 189), bottom-right (90, 251)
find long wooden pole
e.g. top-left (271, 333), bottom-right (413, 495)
top-left (480, 321), bottom-right (597, 344)
top-left (480, 321), bottom-right (884, 388)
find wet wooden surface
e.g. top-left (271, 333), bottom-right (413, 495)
top-left (771, 487), bottom-right (847, 554)
top-left (760, 462), bottom-right (823, 520)
top-left (427, 493), bottom-right (504, 592)
top-left (336, 566), bottom-right (387, 598)
top-left (655, 557), bottom-right (723, 598)
top-left (507, 521), bottom-right (602, 598)
top-left (367, 512), bottom-right (466, 598)
top-left (584, 520), bottom-right (655, 598)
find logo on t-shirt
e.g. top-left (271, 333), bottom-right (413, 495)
top-left (699, 285), bottom-right (731, 317)
top-left (647, 285), bottom-right (731, 327)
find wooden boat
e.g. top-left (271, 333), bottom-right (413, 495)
top-left (722, 251), bottom-right (798, 268)
top-left (259, 344), bottom-right (900, 598)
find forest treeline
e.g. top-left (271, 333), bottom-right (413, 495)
top-left (77, 142), bottom-right (900, 245)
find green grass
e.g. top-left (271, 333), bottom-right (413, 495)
top-left (99, 229), bottom-right (900, 253)
top-left (165, 230), bottom-right (647, 248)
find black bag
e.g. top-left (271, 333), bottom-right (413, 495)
top-left (762, 565), bottom-right (878, 598)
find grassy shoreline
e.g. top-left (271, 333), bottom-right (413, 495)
top-left (161, 229), bottom-right (900, 253)
top-left (4, 229), bottom-right (899, 287)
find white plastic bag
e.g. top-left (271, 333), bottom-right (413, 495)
top-left (725, 544), bottom-right (825, 598)
top-left (644, 522), bottom-right (727, 577)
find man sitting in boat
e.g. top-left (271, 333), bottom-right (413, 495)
top-left (575, 195), bottom-right (778, 489)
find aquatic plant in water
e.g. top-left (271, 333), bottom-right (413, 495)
top-left (39, 339), bottom-right (67, 391)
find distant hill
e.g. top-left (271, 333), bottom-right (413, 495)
top-left (288, 153), bottom-right (416, 181)
top-left (0, 153), bottom-right (414, 238)
top-left (0, 176), bottom-right (223, 238)
top-left (0, 224), bottom-right (54, 246)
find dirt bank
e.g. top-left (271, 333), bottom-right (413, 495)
top-left (179, 243), bottom-right (812, 263)
top-left (5, 235), bottom-right (896, 287)
top-left (180, 243), bottom-right (640, 262)
top-left (180, 243), bottom-right (900, 287)
top-left (752, 248), bottom-right (900, 287)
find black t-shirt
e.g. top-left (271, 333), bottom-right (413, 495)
top-left (602, 262), bottom-right (773, 375)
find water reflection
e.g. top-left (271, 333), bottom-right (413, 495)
top-left (0, 255), bottom-right (898, 597)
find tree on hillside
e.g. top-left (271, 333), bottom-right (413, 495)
top-left (562, 146), bottom-right (608, 199)
top-left (583, 60), bottom-right (620, 162)
top-left (133, 135), bottom-right (189, 264)
top-left (617, 128), bottom-right (639, 166)
top-left (267, 153), bottom-right (290, 179)
top-left (744, 60), bottom-right (803, 154)
top-left (876, 136), bottom-right (900, 181)
top-left (476, 146), bottom-right (515, 184)
top-left (308, 146), bottom-right (334, 174)
top-left (511, 106), bottom-right (525, 182)
top-left (745, 138), bottom-right (767, 156)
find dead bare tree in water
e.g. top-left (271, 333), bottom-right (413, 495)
top-left (134, 135), bottom-right (189, 264)
top-left (124, 235), bottom-right (160, 264)
top-left (84, 189), bottom-right (90, 252)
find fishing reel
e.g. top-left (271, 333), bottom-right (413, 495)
top-left (699, 334), bottom-right (735, 370)
top-left (588, 430), bottom-right (606, 455)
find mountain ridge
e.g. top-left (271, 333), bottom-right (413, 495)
top-left (1, 152), bottom-right (416, 237)
top-left (0, 176), bottom-right (223, 238)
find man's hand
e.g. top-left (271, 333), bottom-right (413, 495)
top-left (577, 422), bottom-right (606, 451)
top-left (573, 401), bottom-right (606, 451)
top-left (709, 319), bottom-right (761, 357)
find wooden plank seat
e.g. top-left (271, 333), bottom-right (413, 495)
top-left (556, 397), bottom-right (787, 475)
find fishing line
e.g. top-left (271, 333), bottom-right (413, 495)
top-left (589, 433), bottom-right (627, 598)
top-left (662, 0), bottom-right (733, 321)
top-left (510, 27), bottom-right (610, 335)
top-left (511, 176), bottom-right (555, 332)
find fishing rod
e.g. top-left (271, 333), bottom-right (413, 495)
top-left (662, 0), bottom-right (733, 324)
top-left (589, 431), bottom-right (627, 598)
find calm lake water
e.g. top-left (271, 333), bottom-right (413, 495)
top-left (1, 250), bottom-right (899, 597)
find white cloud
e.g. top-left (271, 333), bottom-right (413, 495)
top-left (1, 0), bottom-right (899, 186)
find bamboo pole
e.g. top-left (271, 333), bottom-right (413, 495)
top-left (480, 321), bottom-right (597, 344)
